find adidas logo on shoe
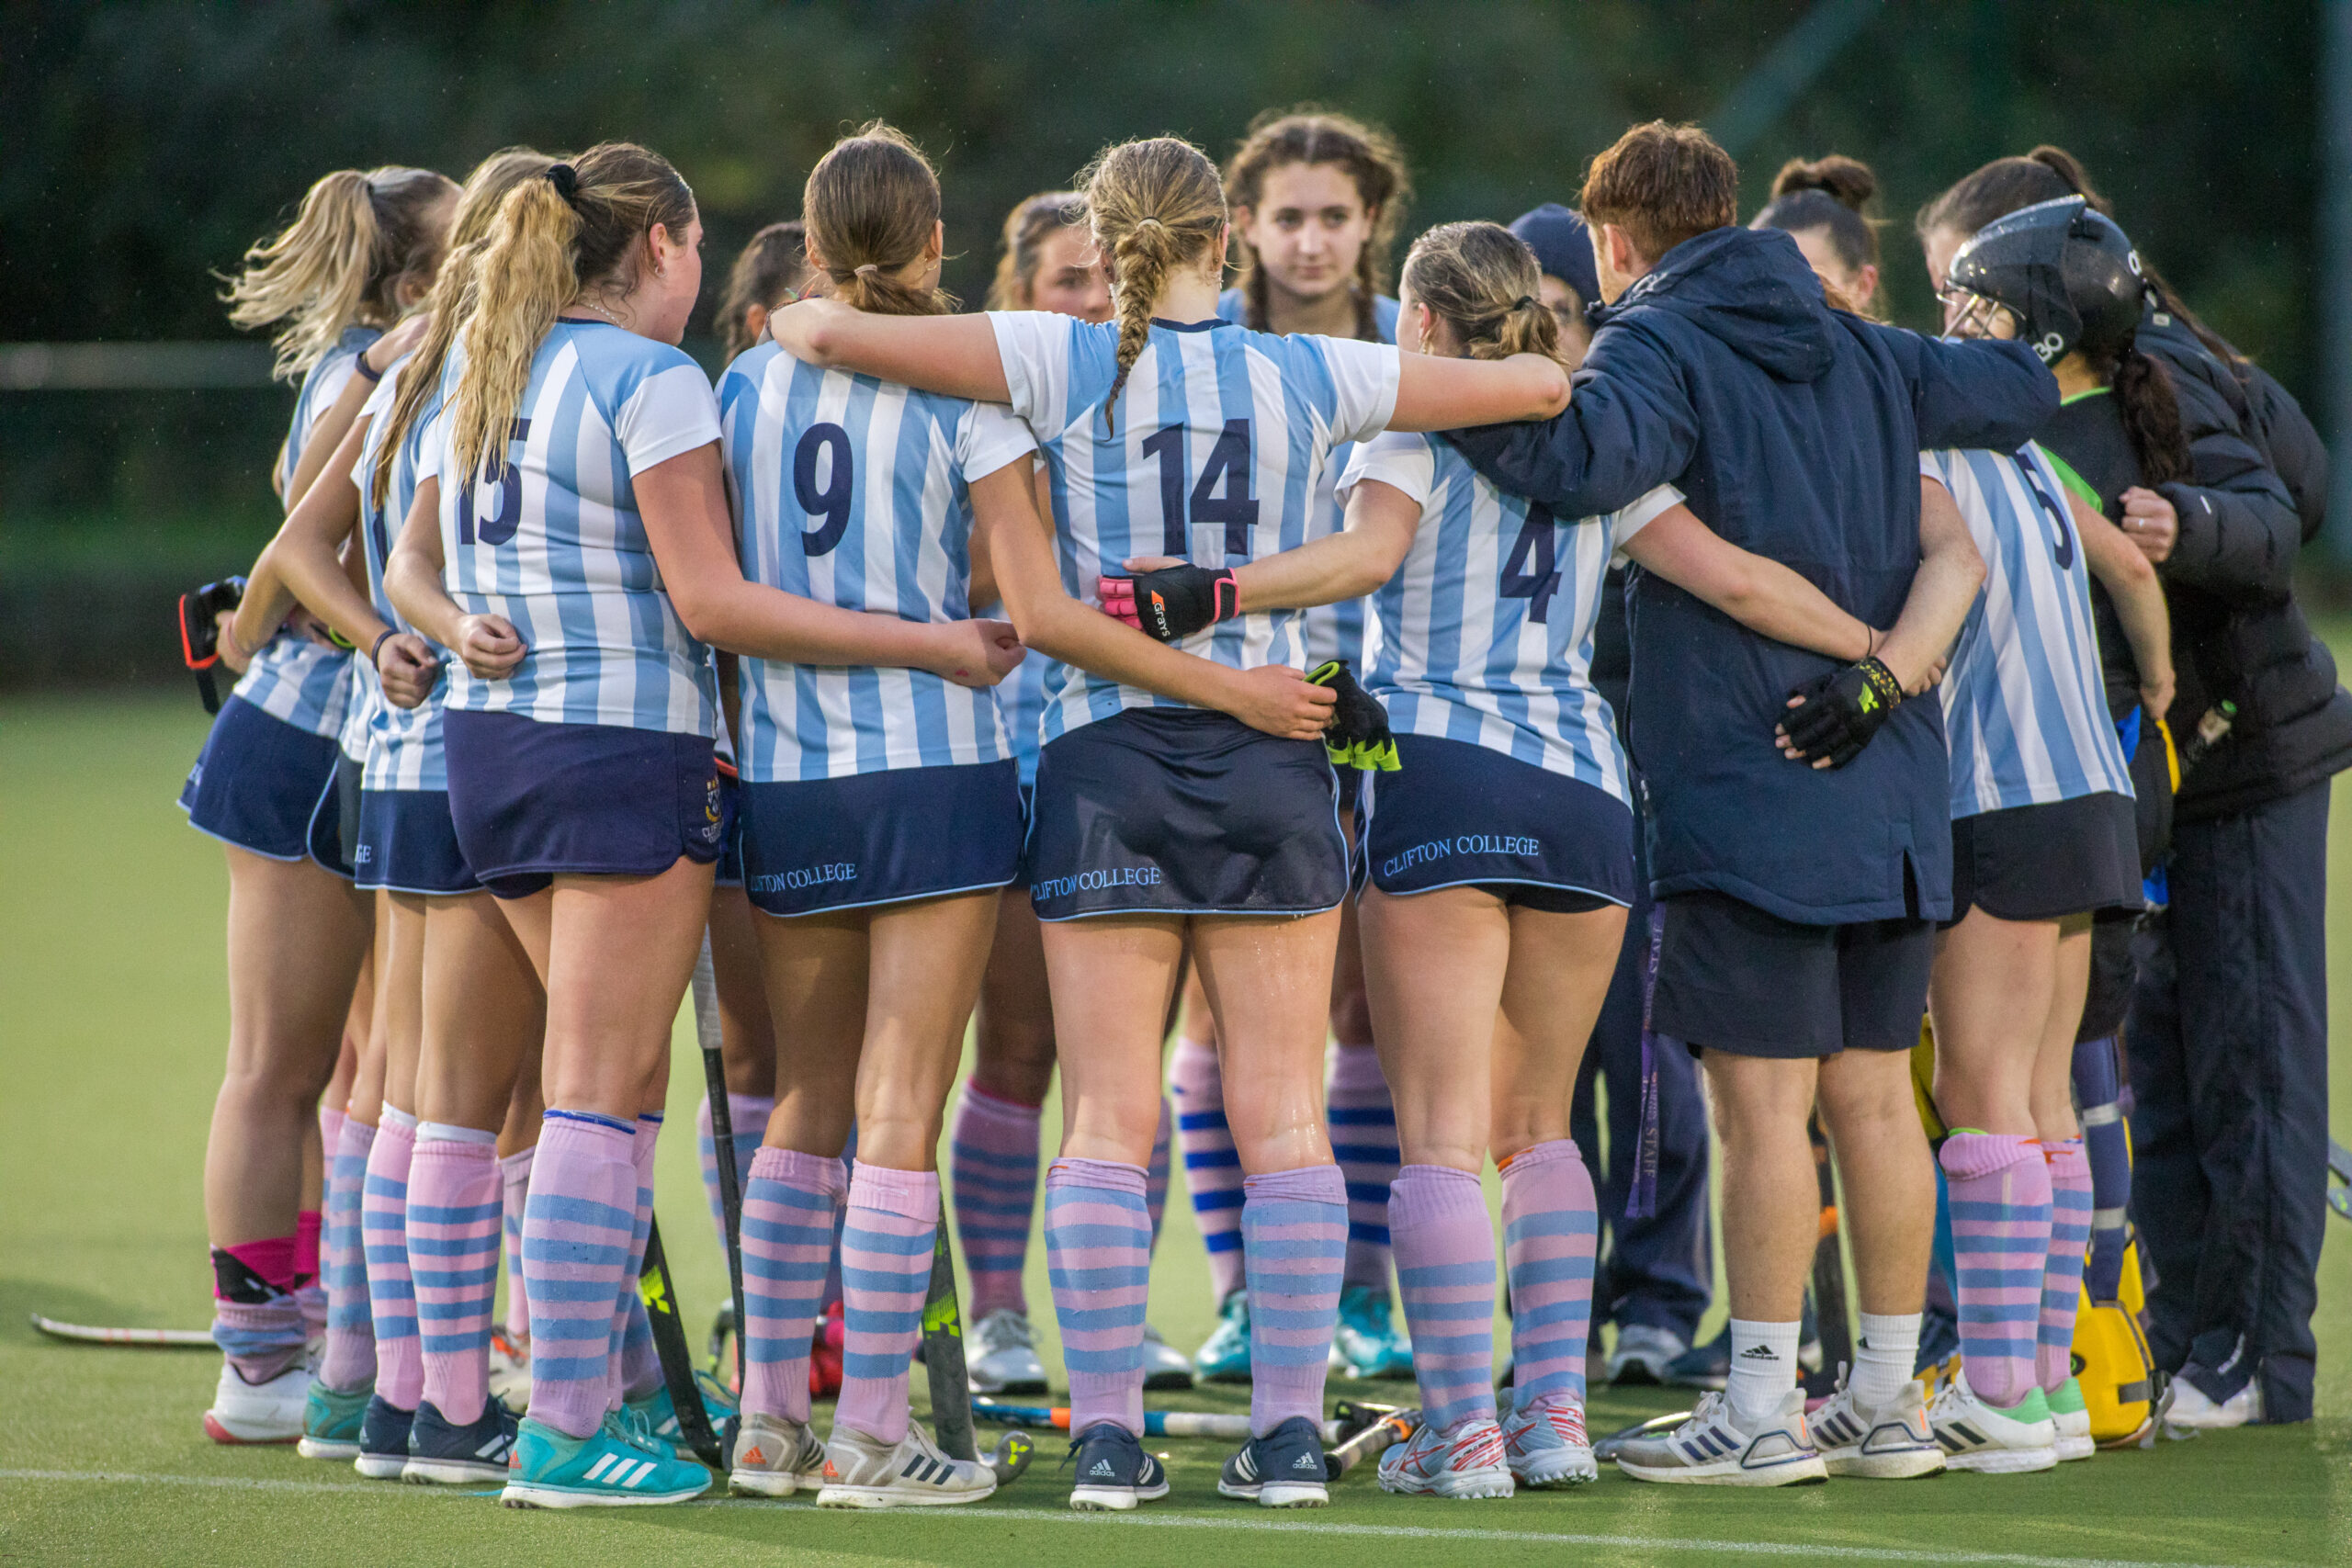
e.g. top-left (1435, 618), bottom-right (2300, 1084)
top-left (1088, 1460), bottom-right (1115, 1478)
top-left (741, 1446), bottom-right (767, 1466)
top-left (1292, 1453), bottom-right (1319, 1470)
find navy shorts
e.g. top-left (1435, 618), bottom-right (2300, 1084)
top-left (442, 710), bottom-right (726, 898)
top-left (1948, 790), bottom-right (2143, 925)
top-left (713, 773), bottom-right (745, 888)
top-left (1024, 709), bottom-right (1346, 921)
top-left (1651, 890), bottom-right (1934, 1059)
top-left (1358, 735), bottom-right (1634, 910)
top-left (355, 789), bottom-right (478, 896)
top-left (738, 759), bottom-right (1022, 917)
top-left (179, 694), bottom-right (350, 875)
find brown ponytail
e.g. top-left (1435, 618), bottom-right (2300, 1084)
top-left (2100, 342), bottom-right (2192, 488)
top-left (1078, 137), bottom-right (1227, 430)
top-left (1223, 109), bottom-right (1411, 340)
top-left (802, 123), bottom-right (952, 320)
top-left (987, 191), bottom-right (1088, 310)
top-left (223, 165), bottom-right (458, 380)
top-left (1400, 222), bottom-right (1568, 367)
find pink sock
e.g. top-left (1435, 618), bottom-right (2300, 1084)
top-left (363, 1110), bottom-right (421, 1410)
top-left (1046, 1158), bottom-right (1150, 1437)
top-left (1940, 1132), bottom-right (2052, 1409)
top-left (1500, 1139), bottom-right (1598, 1407)
top-left (320, 1103), bottom-right (347, 1165)
top-left (949, 1084), bottom-right (1042, 1319)
top-left (498, 1146), bottom-right (533, 1348)
top-left (319, 1115), bottom-right (378, 1393)
top-left (210, 1234), bottom-right (305, 1382)
top-left (1389, 1165), bottom-right (1496, 1429)
top-left (2040, 1139), bottom-right (2093, 1393)
top-left (1168, 1038), bottom-right (1245, 1303)
top-left (740, 1145), bottom-right (844, 1424)
top-left (1328, 1044), bottom-right (1398, 1292)
top-left (522, 1112), bottom-right (638, 1440)
top-left (1245, 1164), bottom-right (1346, 1437)
top-left (613, 1114), bottom-right (662, 1406)
top-left (835, 1164), bottom-right (939, 1445)
top-left (411, 1127), bottom-right (503, 1426)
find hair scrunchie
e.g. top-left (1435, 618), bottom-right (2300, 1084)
top-left (1511, 295), bottom-right (1539, 311)
top-left (854, 263), bottom-right (881, 276)
top-left (545, 164), bottom-right (580, 205)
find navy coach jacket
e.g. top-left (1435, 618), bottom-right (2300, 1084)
top-left (1448, 225), bottom-right (2055, 925)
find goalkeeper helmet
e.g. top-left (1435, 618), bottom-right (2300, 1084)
top-left (1941, 196), bottom-right (2152, 365)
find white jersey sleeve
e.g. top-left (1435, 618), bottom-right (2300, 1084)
top-left (1337, 428), bottom-right (1437, 509)
top-left (956, 399), bottom-right (1039, 483)
top-left (1607, 482), bottom-right (1686, 561)
top-left (612, 364), bottom-right (723, 475)
top-left (1307, 336), bottom-right (1401, 446)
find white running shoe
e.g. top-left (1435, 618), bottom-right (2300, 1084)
top-left (1500, 1393), bottom-right (1598, 1487)
top-left (1377, 1416), bottom-right (1513, 1499)
top-left (966, 1308), bottom-right (1048, 1396)
top-left (1606, 1324), bottom-right (1688, 1385)
top-left (816, 1420), bottom-right (998, 1508)
top-left (203, 1360), bottom-right (308, 1444)
top-left (1615, 1389), bottom-right (1826, 1486)
top-left (729, 1411), bottom-right (828, 1497)
top-left (1807, 1372), bottom-right (1944, 1479)
top-left (2048, 1376), bottom-right (2095, 1461)
top-left (2164, 1375), bottom-right (2261, 1430)
top-left (1139, 1323), bottom-right (1195, 1390)
top-left (1927, 1365), bottom-right (2058, 1473)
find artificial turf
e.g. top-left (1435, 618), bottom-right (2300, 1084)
top-left (3, 692), bottom-right (2348, 1567)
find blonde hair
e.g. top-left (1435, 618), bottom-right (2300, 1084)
top-left (986, 191), bottom-right (1087, 310)
top-left (369, 149), bottom-right (558, 510)
top-left (1078, 137), bottom-right (1227, 430)
top-left (1400, 222), bottom-right (1568, 367)
top-left (223, 165), bottom-right (458, 380)
top-left (1223, 109), bottom-right (1411, 339)
top-left (448, 141), bottom-right (695, 487)
top-left (802, 122), bottom-right (951, 319)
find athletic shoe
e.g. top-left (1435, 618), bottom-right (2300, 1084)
top-left (1140, 1322), bottom-right (1195, 1391)
top-left (488, 1326), bottom-right (529, 1410)
top-left (353, 1394), bottom-right (416, 1480)
top-left (1806, 1371), bottom-right (1944, 1479)
top-left (1662, 1325), bottom-right (1730, 1392)
top-left (1217, 1415), bottom-right (1329, 1507)
top-left (1500, 1393), bottom-right (1598, 1487)
top-left (500, 1416), bottom-right (712, 1508)
top-left (203, 1360), bottom-right (309, 1445)
top-left (295, 1378), bottom-right (370, 1460)
top-left (1927, 1365), bottom-right (2058, 1473)
top-left (967, 1308), bottom-right (1049, 1395)
top-left (1331, 1283), bottom-right (1412, 1380)
top-left (1377, 1415), bottom-right (1512, 1499)
top-left (2048, 1377), bottom-right (2094, 1461)
top-left (1194, 1290), bottom-right (1251, 1383)
top-left (1067, 1419), bottom-right (1170, 1511)
top-left (728, 1410), bottom-right (827, 1497)
top-left (815, 1420), bottom-right (997, 1508)
top-left (1607, 1324), bottom-right (1688, 1386)
top-left (1615, 1389), bottom-right (1826, 1486)
top-left (403, 1399), bottom-right (520, 1484)
top-left (627, 1371), bottom-right (735, 1452)
top-left (2165, 1369), bottom-right (2261, 1430)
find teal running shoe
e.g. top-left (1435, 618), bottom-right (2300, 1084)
top-left (1194, 1290), bottom-right (1251, 1383)
top-left (295, 1379), bottom-right (370, 1461)
top-left (500, 1416), bottom-right (712, 1508)
top-left (625, 1370), bottom-right (737, 1452)
top-left (1332, 1283), bottom-right (1413, 1380)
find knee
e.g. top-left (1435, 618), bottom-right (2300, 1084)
top-left (973, 1017), bottom-right (1057, 1104)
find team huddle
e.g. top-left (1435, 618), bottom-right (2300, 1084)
top-left (181, 104), bottom-right (2339, 1513)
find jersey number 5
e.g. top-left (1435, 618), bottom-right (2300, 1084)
top-left (457, 419), bottom-right (533, 547)
top-left (2015, 452), bottom-right (2075, 570)
top-left (1500, 503), bottom-right (1564, 624)
top-left (795, 423), bottom-right (854, 556)
top-left (1141, 419), bottom-right (1259, 558)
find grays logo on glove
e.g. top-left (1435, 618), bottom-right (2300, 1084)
top-left (1098, 565), bottom-right (1239, 643)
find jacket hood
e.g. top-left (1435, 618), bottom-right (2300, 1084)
top-left (1596, 226), bottom-right (1838, 383)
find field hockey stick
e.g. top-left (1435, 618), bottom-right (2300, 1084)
top-left (1804, 1110), bottom-right (1852, 1395)
top-left (690, 937), bottom-right (748, 1428)
top-left (29, 1315), bottom-right (213, 1348)
top-left (1591, 1409), bottom-right (1693, 1462)
top-left (972, 1398), bottom-right (1374, 1446)
top-left (637, 1216), bottom-right (726, 1470)
top-left (2328, 1138), bottom-right (2352, 1223)
top-left (916, 1233), bottom-right (1039, 1483)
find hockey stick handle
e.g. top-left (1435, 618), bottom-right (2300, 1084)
top-left (970, 1400), bottom-right (1340, 1443)
top-left (691, 935), bottom-right (749, 1399)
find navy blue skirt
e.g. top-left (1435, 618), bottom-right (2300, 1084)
top-left (355, 789), bottom-right (478, 896)
top-left (442, 709), bottom-right (725, 898)
top-left (180, 694), bottom-right (351, 874)
top-left (1358, 734), bottom-right (1634, 908)
top-left (738, 759), bottom-right (1022, 917)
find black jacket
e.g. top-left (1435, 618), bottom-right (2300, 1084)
top-left (2136, 309), bottom-right (2352, 819)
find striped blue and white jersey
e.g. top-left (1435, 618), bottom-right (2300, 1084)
top-left (232, 325), bottom-right (373, 736)
top-left (993, 622), bottom-right (1052, 787)
top-left (1216, 288), bottom-right (1400, 671)
top-left (989, 310), bottom-right (1400, 741)
top-left (1925, 446), bottom-right (2133, 819)
top-left (434, 321), bottom-right (723, 735)
top-left (1341, 432), bottom-right (1679, 806)
top-left (352, 357), bottom-right (455, 791)
top-left (718, 342), bottom-right (1035, 780)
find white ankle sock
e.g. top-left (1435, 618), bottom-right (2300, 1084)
top-left (1724, 1318), bottom-right (1802, 1428)
top-left (1853, 1311), bottom-right (1921, 1408)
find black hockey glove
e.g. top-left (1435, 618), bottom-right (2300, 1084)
top-left (1100, 565), bottom-right (1239, 643)
top-left (1308, 660), bottom-right (1399, 773)
top-left (1779, 656), bottom-right (1903, 770)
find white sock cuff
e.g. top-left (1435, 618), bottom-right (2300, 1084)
top-left (379, 1105), bottom-right (419, 1133)
top-left (1858, 1311), bottom-right (1922, 1353)
top-left (416, 1121), bottom-right (499, 1146)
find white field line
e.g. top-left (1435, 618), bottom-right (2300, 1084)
top-left (0, 1468), bottom-right (2235, 1568)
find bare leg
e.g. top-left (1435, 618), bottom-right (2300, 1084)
top-left (973, 887), bottom-right (1058, 1106)
top-left (1816, 1047), bottom-right (1936, 1315)
top-left (709, 885), bottom-right (775, 1097)
top-left (1358, 886), bottom-right (1510, 1173)
top-left (754, 908), bottom-right (867, 1159)
top-left (1928, 908), bottom-right (2058, 1136)
top-left (1701, 1052), bottom-right (1820, 1322)
top-left (1044, 917), bottom-right (1186, 1167)
top-left (414, 892), bottom-right (545, 1132)
top-left (854, 890), bottom-right (1001, 1170)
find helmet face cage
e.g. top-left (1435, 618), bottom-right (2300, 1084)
top-left (1944, 195), bottom-right (2149, 367)
top-left (1937, 285), bottom-right (2021, 347)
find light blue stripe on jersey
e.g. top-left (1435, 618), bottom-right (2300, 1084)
top-left (989, 310), bottom-right (1399, 743)
top-left (435, 321), bottom-right (720, 736)
top-left (356, 356), bottom-right (453, 791)
top-left (1349, 432), bottom-right (1643, 804)
top-left (718, 342), bottom-right (1026, 781)
top-left (1928, 446), bottom-right (2134, 818)
top-left (231, 325), bottom-right (377, 738)
top-left (1217, 288), bottom-right (1398, 670)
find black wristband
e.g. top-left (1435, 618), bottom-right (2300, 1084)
top-left (353, 355), bottom-right (383, 384)
top-left (371, 628), bottom-right (396, 665)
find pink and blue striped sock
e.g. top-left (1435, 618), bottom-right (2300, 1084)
top-left (697, 1091), bottom-right (773, 1259)
top-left (2039, 1138), bottom-right (2093, 1393)
top-left (498, 1146), bottom-right (532, 1348)
top-left (1328, 1045), bottom-right (1398, 1292)
top-left (522, 1111), bottom-right (637, 1439)
top-left (740, 1145), bottom-right (843, 1424)
top-left (820, 1124), bottom-right (858, 1317)
top-left (318, 1114), bottom-right (377, 1393)
top-left (613, 1114), bottom-right (662, 1406)
top-left (1389, 1165), bottom-right (1497, 1430)
top-left (411, 1124), bottom-right (503, 1426)
top-left (209, 1235), bottom-right (306, 1383)
top-left (1169, 1039), bottom-right (1245, 1303)
top-left (1046, 1158), bottom-right (1150, 1437)
top-left (1940, 1131), bottom-right (2052, 1409)
top-left (1500, 1139), bottom-right (1598, 1409)
top-left (835, 1163), bottom-right (939, 1445)
top-left (1245, 1164), bottom-right (1346, 1437)
top-left (362, 1108), bottom-right (421, 1410)
top-left (950, 1084), bottom-right (1041, 1320)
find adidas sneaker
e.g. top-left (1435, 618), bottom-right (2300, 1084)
top-left (1217, 1415), bottom-right (1329, 1508)
top-left (1067, 1420), bottom-right (1170, 1511)
top-left (1614, 1389), bottom-right (1826, 1486)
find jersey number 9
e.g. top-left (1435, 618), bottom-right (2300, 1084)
top-left (795, 423), bottom-right (854, 557)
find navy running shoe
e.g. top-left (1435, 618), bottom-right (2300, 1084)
top-left (354, 1394), bottom-right (414, 1480)
top-left (404, 1398), bottom-right (520, 1484)
top-left (1066, 1421), bottom-right (1170, 1512)
top-left (1216, 1415), bottom-right (1328, 1508)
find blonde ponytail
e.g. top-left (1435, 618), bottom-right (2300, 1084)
top-left (223, 165), bottom-right (458, 380)
top-left (1078, 138), bottom-right (1226, 431)
top-left (1400, 221), bottom-right (1569, 368)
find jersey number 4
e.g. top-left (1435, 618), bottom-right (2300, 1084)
top-left (457, 419), bottom-right (533, 546)
top-left (1141, 419), bottom-right (1258, 558)
top-left (1500, 503), bottom-right (1565, 624)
